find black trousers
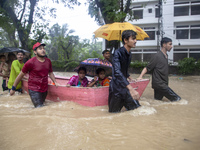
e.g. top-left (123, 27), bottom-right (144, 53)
top-left (2, 79), bottom-right (8, 91)
top-left (154, 87), bottom-right (181, 101)
top-left (108, 90), bottom-right (141, 113)
top-left (28, 89), bottom-right (48, 108)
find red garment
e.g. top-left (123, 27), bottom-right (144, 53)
top-left (22, 57), bottom-right (53, 92)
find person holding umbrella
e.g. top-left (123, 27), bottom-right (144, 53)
top-left (102, 49), bottom-right (112, 63)
top-left (10, 42), bottom-right (58, 108)
top-left (108, 30), bottom-right (140, 113)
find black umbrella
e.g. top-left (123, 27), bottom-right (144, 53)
top-left (0, 47), bottom-right (30, 54)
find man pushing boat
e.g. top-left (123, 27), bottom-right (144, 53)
top-left (10, 42), bottom-right (59, 108)
top-left (108, 30), bottom-right (141, 113)
top-left (137, 37), bottom-right (181, 102)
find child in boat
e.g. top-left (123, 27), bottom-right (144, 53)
top-left (66, 66), bottom-right (89, 87)
top-left (88, 68), bottom-right (110, 87)
top-left (0, 55), bottom-right (9, 91)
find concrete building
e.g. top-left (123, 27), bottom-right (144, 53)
top-left (128, 0), bottom-right (200, 63)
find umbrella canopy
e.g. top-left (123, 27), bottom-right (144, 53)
top-left (74, 58), bottom-right (112, 77)
top-left (0, 47), bottom-right (30, 54)
top-left (94, 22), bottom-right (149, 41)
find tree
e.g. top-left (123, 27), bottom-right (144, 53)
top-left (46, 23), bottom-right (103, 71)
top-left (87, 0), bottom-right (133, 49)
top-left (88, 0), bottom-right (133, 24)
top-left (0, 0), bottom-right (80, 50)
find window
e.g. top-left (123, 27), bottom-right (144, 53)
top-left (174, 1), bottom-right (200, 16)
top-left (131, 49), bottom-right (157, 62)
top-left (174, 6), bottom-right (189, 16)
top-left (132, 54), bottom-right (141, 61)
top-left (175, 25), bottom-right (200, 39)
top-left (173, 48), bottom-right (200, 62)
top-left (190, 49), bottom-right (200, 60)
top-left (191, 5), bottom-right (200, 15)
top-left (140, 27), bottom-right (156, 40)
top-left (174, 53), bottom-right (188, 62)
top-left (191, 25), bottom-right (200, 39)
top-left (133, 10), bottom-right (143, 19)
top-left (190, 53), bottom-right (200, 60)
top-left (155, 8), bottom-right (160, 18)
top-left (176, 26), bottom-right (189, 39)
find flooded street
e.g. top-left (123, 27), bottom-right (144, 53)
top-left (0, 72), bottom-right (200, 150)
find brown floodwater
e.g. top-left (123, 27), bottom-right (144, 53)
top-left (0, 72), bottom-right (200, 150)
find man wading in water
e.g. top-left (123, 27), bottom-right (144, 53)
top-left (137, 37), bottom-right (181, 102)
top-left (10, 42), bottom-right (59, 108)
top-left (108, 30), bottom-right (141, 113)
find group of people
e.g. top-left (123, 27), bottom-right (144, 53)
top-left (0, 29), bottom-right (181, 112)
top-left (0, 52), bottom-right (21, 91)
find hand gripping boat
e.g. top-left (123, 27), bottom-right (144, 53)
top-left (22, 76), bottom-right (149, 107)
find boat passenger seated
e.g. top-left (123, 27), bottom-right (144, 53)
top-left (66, 66), bottom-right (88, 87)
top-left (88, 68), bottom-right (110, 87)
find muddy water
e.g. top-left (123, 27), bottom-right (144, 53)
top-left (0, 72), bottom-right (200, 150)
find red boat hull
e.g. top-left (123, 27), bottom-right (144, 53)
top-left (22, 76), bottom-right (149, 107)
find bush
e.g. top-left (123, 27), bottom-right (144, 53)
top-left (51, 61), bottom-right (66, 68)
top-left (130, 61), bottom-right (148, 69)
top-left (64, 61), bottom-right (79, 71)
top-left (178, 58), bottom-right (196, 75)
top-left (196, 60), bottom-right (200, 71)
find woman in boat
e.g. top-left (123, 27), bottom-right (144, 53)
top-left (66, 66), bottom-right (89, 87)
top-left (88, 68), bottom-right (110, 87)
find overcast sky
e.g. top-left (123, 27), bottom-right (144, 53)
top-left (41, 0), bottom-right (101, 41)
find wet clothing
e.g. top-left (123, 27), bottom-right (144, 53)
top-left (146, 51), bottom-right (168, 90)
top-left (2, 79), bottom-right (8, 91)
top-left (8, 60), bottom-right (24, 90)
top-left (108, 46), bottom-right (140, 112)
top-left (28, 89), bottom-right (47, 108)
top-left (22, 57), bottom-right (53, 108)
top-left (146, 51), bottom-right (181, 101)
top-left (154, 87), bottom-right (181, 101)
top-left (67, 75), bottom-right (88, 87)
top-left (22, 57), bottom-right (53, 92)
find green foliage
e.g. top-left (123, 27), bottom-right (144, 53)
top-left (196, 60), bottom-right (200, 71)
top-left (130, 61), bottom-right (148, 69)
top-left (45, 23), bottom-right (103, 71)
top-left (64, 61), bottom-right (79, 71)
top-left (178, 58), bottom-right (196, 75)
top-left (51, 61), bottom-right (66, 68)
top-left (88, 0), bottom-right (133, 24)
top-left (0, 0), bottom-right (80, 50)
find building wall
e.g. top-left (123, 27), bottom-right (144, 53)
top-left (128, 0), bottom-right (200, 62)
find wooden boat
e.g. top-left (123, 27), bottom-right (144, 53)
top-left (22, 76), bottom-right (149, 107)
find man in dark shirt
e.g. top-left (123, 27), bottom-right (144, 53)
top-left (108, 30), bottom-right (141, 113)
top-left (137, 37), bottom-right (181, 102)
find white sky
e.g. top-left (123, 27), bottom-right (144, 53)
top-left (41, 0), bottom-right (102, 41)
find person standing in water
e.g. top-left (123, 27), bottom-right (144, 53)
top-left (7, 51), bottom-right (25, 93)
top-left (108, 30), bottom-right (141, 113)
top-left (102, 49), bottom-right (112, 63)
top-left (10, 42), bottom-right (59, 108)
top-left (137, 37), bottom-right (181, 102)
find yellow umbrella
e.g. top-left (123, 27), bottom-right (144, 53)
top-left (94, 22), bottom-right (149, 41)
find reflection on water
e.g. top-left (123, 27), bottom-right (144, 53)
top-left (0, 73), bottom-right (200, 150)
